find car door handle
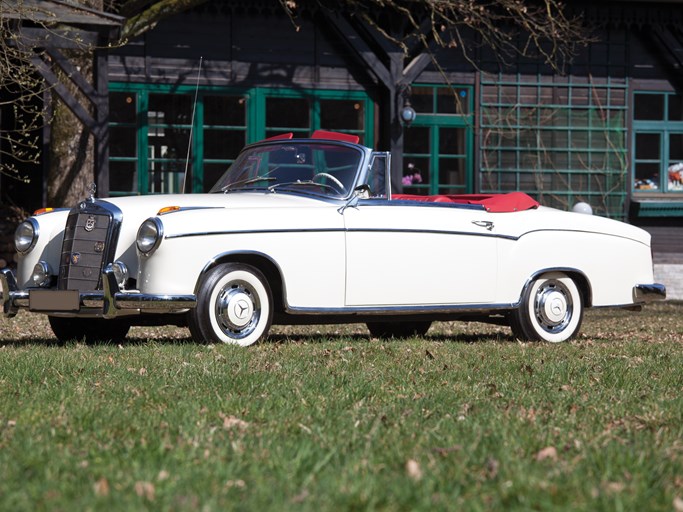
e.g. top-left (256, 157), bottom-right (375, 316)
top-left (472, 220), bottom-right (494, 231)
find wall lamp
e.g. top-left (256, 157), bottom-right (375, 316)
top-left (400, 86), bottom-right (416, 127)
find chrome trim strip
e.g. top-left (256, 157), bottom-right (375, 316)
top-left (283, 302), bottom-right (518, 316)
top-left (634, 283), bottom-right (666, 302)
top-left (166, 227), bottom-right (515, 241)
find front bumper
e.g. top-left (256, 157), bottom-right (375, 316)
top-left (1, 268), bottom-right (196, 318)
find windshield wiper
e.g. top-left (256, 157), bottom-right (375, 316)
top-left (267, 180), bottom-right (338, 194)
top-left (220, 176), bottom-right (276, 192)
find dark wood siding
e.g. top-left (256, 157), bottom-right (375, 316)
top-left (109, 7), bottom-right (370, 90)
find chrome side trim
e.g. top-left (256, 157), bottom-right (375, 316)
top-left (634, 283), bottom-right (666, 303)
top-left (283, 302), bottom-right (517, 316)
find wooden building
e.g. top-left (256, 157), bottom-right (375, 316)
top-left (2, 0), bottom-right (683, 266)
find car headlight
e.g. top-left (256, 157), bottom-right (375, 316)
top-left (136, 218), bottom-right (163, 255)
top-left (15, 219), bottom-right (39, 254)
top-left (32, 261), bottom-right (52, 287)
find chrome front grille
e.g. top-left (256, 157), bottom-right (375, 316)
top-left (58, 201), bottom-right (122, 292)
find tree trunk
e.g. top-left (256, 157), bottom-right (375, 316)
top-left (47, 0), bottom-right (101, 208)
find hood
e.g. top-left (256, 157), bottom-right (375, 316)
top-left (101, 191), bottom-right (333, 216)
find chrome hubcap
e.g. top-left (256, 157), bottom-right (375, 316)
top-left (534, 280), bottom-right (572, 333)
top-left (215, 281), bottom-right (260, 339)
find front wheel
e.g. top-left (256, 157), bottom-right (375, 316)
top-left (189, 263), bottom-right (273, 346)
top-left (510, 272), bottom-right (583, 343)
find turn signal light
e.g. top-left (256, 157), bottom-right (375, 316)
top-left (158, 206), bottom-right (181, 215)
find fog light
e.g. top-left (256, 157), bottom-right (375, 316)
top-left (110, 261), bottom-right (129, 288)
top-left (32, 261), bottom-right (52, 287)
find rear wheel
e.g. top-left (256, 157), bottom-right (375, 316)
top-left (48, 316), bottom-right (130, 344)
top-left (510, 272), bottom-right (583, 342)
top-left (367, 321), bottom-right (432, 339)
top-left (189, 263), bottom-right (273, 346)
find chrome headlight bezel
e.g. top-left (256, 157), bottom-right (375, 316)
top-left (15, 218), bottom-right (39, 255)
top-left (136, 218), bottom-right (163, 256)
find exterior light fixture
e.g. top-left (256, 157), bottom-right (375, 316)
top-left (400, 86), bottom-right (416, 127)
top-left (400, 102), bottom-right (416, 126)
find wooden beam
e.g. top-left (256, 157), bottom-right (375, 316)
top-left (45, 48), bottom-right (100, 105)
top-left (322, 11), bottom-right (392, 88)
top-left (30, 55), bottom-right (99, 137)
top-left (400, 52), bottom-right (432, 87)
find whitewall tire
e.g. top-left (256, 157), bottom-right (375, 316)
top-left (190, 263), bottom-right (273, 346)
top-left (510, 272), bottom-right (583, 343)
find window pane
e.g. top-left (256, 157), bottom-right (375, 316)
top-left (668, 133), bottom-right (683, 191)
top-left (204, 130), bottom-right (245, 160)
top-left (320, 99), bottom-right (364, 131)
top-left (110, 126), bottom-right (136, 157)
top-left (148, 94), bottom-right (192, 125)
top-left (404, 127), bottom-right (430, 154)
top-left (634, 163), bottom-right (660, 190)
top-left (147, 134), bottom-right (190, 194)
top-left (204, 95), bottom-right (246, 126)
top-left (668, 94), bottom-right (683, 121)
top-left (110, 92), bottom-right (136, 123)
top-left (411, 88), bottom-right (433, 113)
top-left (110, 161), bottom-right (137, 193)
top-left (438, 158), bottom-right (466, 191)
top-left (634, 94), bottom-right (664, 121)
top-left (402, 157), bottom-right (429, 192)
top-left (266, 97), bottom-right (309, 129)
top-left (635, 133), bottom-right (660, 160)
top-left (439, 128), bottom-right (466, 155)
top-left (204, 163), bottom-right (230, 193)
top-left (437, 88), bottom-right (470, 114)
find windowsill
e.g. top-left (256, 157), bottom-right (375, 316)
top-left (631, 195), bottom-right (683, 217)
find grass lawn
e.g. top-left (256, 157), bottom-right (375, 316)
top-left (1, 303), bottom-right (682, 511)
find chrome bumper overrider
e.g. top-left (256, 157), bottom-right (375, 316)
top-left (0, 268), bottom-right (196, 318)
top-left (634, 283), bottom-right (667, 303)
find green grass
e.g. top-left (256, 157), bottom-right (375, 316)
top-left (1, 304), bottom-right (682, 511)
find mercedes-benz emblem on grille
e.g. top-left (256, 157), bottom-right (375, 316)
top-left (84, 215), bottom-right (96, 232)
top-left (71, 252), bottom-right (81, 265)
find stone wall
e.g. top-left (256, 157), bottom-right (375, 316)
top-left (654, 264), bottom-right (683, 301)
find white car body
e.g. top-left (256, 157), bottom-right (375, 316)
top-left (2, 131), bottom-right (665, 345)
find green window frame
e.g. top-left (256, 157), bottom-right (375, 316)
top-left (402, 84), bottom-right (474, 195)
top-left (632, 91), bottom-right (683, 196)
top-left (109, 83), bottom-right (373, 195)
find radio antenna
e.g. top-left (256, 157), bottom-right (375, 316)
top-left (183, 56), bottom-right (203, 193)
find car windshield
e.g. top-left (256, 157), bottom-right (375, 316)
top-left (210, 141), bottom-right (363, 198)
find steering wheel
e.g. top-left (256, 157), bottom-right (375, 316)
top-left (312, 172), bottom-right (346, 193)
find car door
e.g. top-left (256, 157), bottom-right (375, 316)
top-left (343, 201), bottom-right (498, 306)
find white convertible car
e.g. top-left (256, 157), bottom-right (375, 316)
top-left (2, 131), bottom-right (666, 345)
